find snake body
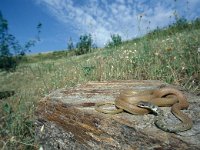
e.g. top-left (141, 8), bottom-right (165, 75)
top-left (137, 100), bottom-right (192, 132)
top-left (115, 89), bottom-right (178, 115)
top-left (95, 87), bottom-right (193, 132)
top-left (115, 87), bottom-right (192, 132)
top-left (151, 88), bottom-right (193, 132)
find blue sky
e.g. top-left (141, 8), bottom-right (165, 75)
top-left (0, 0), bottom-right (200, 54)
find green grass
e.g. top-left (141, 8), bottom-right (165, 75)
top-left (0, 19), bottom-right (200, 149)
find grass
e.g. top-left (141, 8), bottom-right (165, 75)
top-left (0, 19), bottom-right (200, 149)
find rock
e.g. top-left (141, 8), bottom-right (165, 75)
top-left (35, 80), bottom-right (200, 150)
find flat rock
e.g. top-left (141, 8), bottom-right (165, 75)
top-left (35, 80), bottom-right (200, 150)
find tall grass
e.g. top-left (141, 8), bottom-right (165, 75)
top-left (0, 19), bottom-right (200, 149)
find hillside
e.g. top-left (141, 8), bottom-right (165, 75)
top-left (21, 18), bottom-right (200, 92)
top-left (0, 18), bottom-right (200, 149)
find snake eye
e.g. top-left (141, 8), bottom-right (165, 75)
top-left (138, 103), bottom-right (144, 106)
top-left (137, 101), bottom-right (147, 107)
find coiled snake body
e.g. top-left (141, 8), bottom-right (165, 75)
top-left (147, 88), bottom-right (193, 132)
top-left (137, 101), bottom-right (192, 133)
top-left (95, 87), bottom-right (193, 133)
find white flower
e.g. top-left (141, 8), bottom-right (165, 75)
top-left (39, 146), bottom-right (44, 150)
top-left (10, 136), bottom-right (15, 142)
top-left (40, 125), bottom-right (45, 132)
top-left (198, 47), bottom-right (200, 53)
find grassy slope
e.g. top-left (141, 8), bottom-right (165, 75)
top-left (0, 20), bottom-right (200, 149)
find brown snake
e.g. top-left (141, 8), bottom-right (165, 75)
top-left (95, 87), bottom-right (193, 132)
top-left (115, 89), bottom-right (178, 115)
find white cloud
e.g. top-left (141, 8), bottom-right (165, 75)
top-left (35, 0), bottom-right (200, 46)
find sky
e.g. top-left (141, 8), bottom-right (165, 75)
top-left (0, 0), bottom-right (200, 54)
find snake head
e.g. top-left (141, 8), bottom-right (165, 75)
top-left (137, 101), bottom-right (160, 115)
top-left (137, 101), bottom-right (151, 108)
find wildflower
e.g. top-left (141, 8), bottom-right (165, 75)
top-left (39, 146), bottom-right (44, 150)
top-left (125, 56), bottom-right (129, 59)
top-left (198, 48), bottom-right (200, 53)
top-left (192, 80), bottom-right (195, 84)
top-left (166, 47), bottom-right (172, 51)
top-left (40, 125), bottom-right (45, 132)
top-left (166, 38), bottom-right (170, 41)
top-left (10, 136), bottom-right (15, 142)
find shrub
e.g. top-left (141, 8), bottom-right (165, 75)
top-left (0, 56), bottom-right (17, 71)
top-left (0, 11), bottom-right (41, 71)
top-left (106, 34), bottom-right (122, 48)
top-left (76, 34), bottom-right (93, 55)
top-left (67, 37), bottom-right (74, 51)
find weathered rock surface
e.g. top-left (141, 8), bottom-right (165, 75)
top-left (35, 80), bottom-right (200, 150)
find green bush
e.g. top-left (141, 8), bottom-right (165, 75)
top-left (106, 34), bottom-right (122, 48)
top-left (0, 11), bottom-right (41, 71)
top-left (76, 34), bottom-right (93, 55)
top-left (67, 37), bottom-right (74, 51)
top-left (0, 56), bottom-right (17, 71)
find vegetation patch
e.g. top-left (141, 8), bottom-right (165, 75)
top-left (0, 14), bottom-right (200, 149)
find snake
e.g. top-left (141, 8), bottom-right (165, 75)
top-left (115, 89), bottom-right (178, 115)
top-left (95, 87), bottom-right (193, 132)
top-left (137, 100), bottom-right (192, 133)
top-left (141, 87), bottom-right (193, 132)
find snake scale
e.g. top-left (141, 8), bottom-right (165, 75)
top-left (95, 87), bottom-right (193, 133)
